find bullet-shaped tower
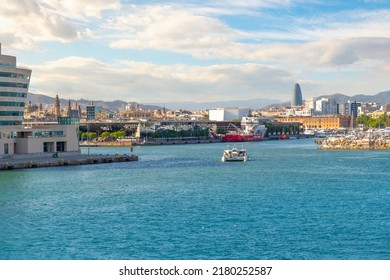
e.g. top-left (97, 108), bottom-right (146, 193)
top-left (291, 83), bottom-right (303, 107)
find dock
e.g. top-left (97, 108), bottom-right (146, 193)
top-left (0, 153), bottom-right (138, 171)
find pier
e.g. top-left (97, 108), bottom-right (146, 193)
top-left (0, 153), bottom-right (138, 171)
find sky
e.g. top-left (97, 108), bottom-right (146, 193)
top-left (1, 0), bottom-right (390, 105)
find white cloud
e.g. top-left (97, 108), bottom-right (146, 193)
top-left (39, 0), bottom-right (121, 19)
top-left (29, 57), bottom-right (295, 102)
top-left (0, 0), bottom-right (121, 50)
top-left (4, 1), bottom-right (390, 102)
top-left (298, 9), bottom-right (390, 40)
top-left (105, 4), bottom-right (390, 71)
top-left (0, 0), bottom-right (81, 50)
top-left (251, 37), bottom-right (390, 70)
top-left (108, 5), bottom-right (246, 60)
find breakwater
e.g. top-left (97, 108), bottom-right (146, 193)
top-left (317, 133), bottom-right (390, 150)
top-left (318, 137), bottom-right (390, 150)
top-left (0, 154), bottom-right (138, 171)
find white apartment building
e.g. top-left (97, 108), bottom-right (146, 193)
top-left (209, 107), bottom-right (251, 121)
top-left (315, 98), bottom-right (337, 115)
top-left (305, 98), bottom-right (316, 110)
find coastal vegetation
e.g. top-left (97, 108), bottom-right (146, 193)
top-left (355, 115), bottom-right (390, 128)
top-left (80, 131), bottom-right (97, 140)
top-left (80, 130), bottom-right (126, 141)
top-left (142, 126), bottom-right (209, 138)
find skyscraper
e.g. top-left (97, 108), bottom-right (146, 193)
top-left (291, 83), bottom-right (303, 107)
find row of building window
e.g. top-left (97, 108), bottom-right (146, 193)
top-left (0, 101), bottom-right (25, 107)
top-left (43, 141), bottom-right (66, 152)
top-left (0, 72), bottom-right (30, 79)
top-left (0, 91), bottom-right (27, 98)
top-left (0, 121), bottom-right (21, 126)
top-left (33, 130), bottom-right (65, 138)
top-left (0, 131), bottom-right (16, 139)
top-left (0, 111), bottom-right (24, 116)
top-left (0, 130), bottom-right (66, 138)
top-left (0, 82), bottom-right (28, 88)
top-left (57, 117), bottom-right (80, 125)
top-left (0, 63), bottom-right (15, 68)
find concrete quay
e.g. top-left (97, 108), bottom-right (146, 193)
top-left (0, 152), bottom-right (138, 171)
top-left (134, 138), bottom-right (221, 145)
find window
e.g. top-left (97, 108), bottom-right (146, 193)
top-left (0, 72), bottom-right (29, 79)
top-left (33, 130), bottom-right (64, 138)
top-left (43, 142), bottom-right (54, 153)
top-left (0, 82), bottom-right (28, 88)
top-left (56, 142), bottom-right (66, 152)
top-left (0, 120), bottom-right (21, 125)
top-left (0, 111), bottom-right (23, 116)
top-left (0, 101), bottom-right (25, 107)
top-left (4, 143), bottom-right (9, 155)
top-left (0, 92), bottom-right (27, 98)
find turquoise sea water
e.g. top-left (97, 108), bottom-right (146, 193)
top-left (0, 139), bottom-right (389, 260)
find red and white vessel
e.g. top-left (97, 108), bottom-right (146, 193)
top-left (222, 117), bottom-right (267, 142)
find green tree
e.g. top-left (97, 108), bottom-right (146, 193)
top-left (81, 131), bottom-right (97, 140)
top-left (111, 130), bottom-right (126, 139)
top-left (100, 131), bottom-right (111, 139)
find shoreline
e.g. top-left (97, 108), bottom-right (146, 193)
top-left (79, 134), bottom-right (312, 147)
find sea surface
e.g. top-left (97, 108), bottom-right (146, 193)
top-left (0, 139), bottom-right (389, 260)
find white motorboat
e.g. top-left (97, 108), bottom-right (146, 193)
top-left (221, 146), bottom-right (248, 162)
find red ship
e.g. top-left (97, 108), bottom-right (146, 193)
top-left (222, 122), bottom-right (267, 142)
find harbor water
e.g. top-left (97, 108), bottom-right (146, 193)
top-left (1, 139), bottom-right (389, 259)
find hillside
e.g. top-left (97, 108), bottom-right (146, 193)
top-left (147, 98), bottom-right (281, 111)
top-left (27, 93), bottom-right (162, 112)
top-left (318, 90), bottom-right (390, 103)
top-left (27, 90), bottom-right (390, 113)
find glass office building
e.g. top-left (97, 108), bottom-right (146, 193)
top-left (0, 43), bottom-right (32, 126)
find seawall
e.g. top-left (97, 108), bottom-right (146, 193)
top-left (0, 154), bottom-right (138, 171)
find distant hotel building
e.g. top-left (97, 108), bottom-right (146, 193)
top-left (0, 43), bottom-right (79, 158)
top-left (276, 115), bottom-right (352, 129)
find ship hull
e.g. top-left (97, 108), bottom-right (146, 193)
top-left (222, 134), bottom-right (264, 142)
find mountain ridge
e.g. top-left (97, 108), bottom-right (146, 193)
top-left (27, 90), bottom-right (390, 112)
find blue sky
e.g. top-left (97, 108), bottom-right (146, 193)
top-left (1, 0), bottom-right (390, 105)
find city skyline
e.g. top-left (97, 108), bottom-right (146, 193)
top-left (1, 0), bottom-right (390, 104)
